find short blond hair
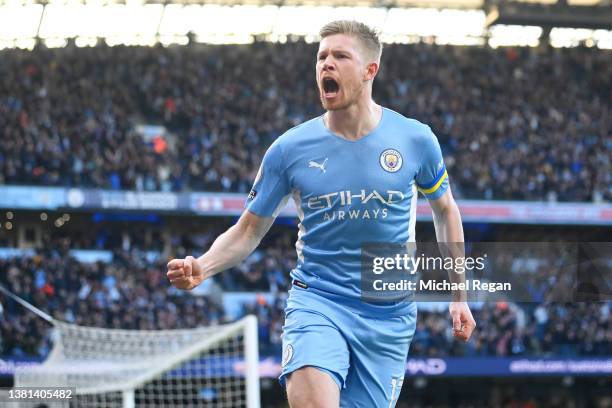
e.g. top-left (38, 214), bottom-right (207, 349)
top-left (319, 20), bottom-right (382, 62)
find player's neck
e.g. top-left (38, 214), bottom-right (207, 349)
top-left (324, 100), bottom-right (382, 141)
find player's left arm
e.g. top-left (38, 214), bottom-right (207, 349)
top-left (428, 190), bottom-right (476, 342)
top-left (415, 126), bottom-right (476, 342)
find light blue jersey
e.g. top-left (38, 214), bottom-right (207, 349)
top-left (246, 107), bottom-right (448, 316)
top-left (246, 107), bottom-right (449, 406)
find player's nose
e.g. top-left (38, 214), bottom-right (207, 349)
top-left (322, 57), bottom-right (335, 71)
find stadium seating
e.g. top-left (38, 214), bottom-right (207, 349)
top-left (1, 42), bottom-right (609, 201)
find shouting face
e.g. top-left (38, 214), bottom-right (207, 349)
top-left (316, 34), bottom-right (377, 111)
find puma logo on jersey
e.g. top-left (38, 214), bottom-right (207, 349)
top-left (308, 158), bottom-right (328, 173)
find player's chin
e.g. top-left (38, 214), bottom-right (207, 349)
top-left (319, 95), bottom-right (344, 111)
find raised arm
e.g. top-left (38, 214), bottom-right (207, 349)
top-left (166, 210), bottom-right (274, 290)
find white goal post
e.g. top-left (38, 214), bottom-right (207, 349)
top-left (14, 315), bottom-right (261, 408)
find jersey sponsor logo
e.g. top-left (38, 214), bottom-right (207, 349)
top-left (308, 158), bottom-right (328, 173)
top-left (308, 190), bottom-right (405, 221)
top-left (307, 190), bottom-right (404, 210)
top-left (247, 189), bottom-right (257, 200)
top-left (282, 344), bottom-right (294, 367)
top-left (380, 149), bottom-right (403, 173)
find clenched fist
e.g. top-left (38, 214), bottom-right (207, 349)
top-left (167, 256), bottom-right (205, 290)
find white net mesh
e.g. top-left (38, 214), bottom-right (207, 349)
top-left (14, 315), bottom-right (260, 408)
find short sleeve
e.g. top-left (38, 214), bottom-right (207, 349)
top-left (415, 128), bottom-right (449, 200)
top-left (245, 141), bottom-right (291, 217)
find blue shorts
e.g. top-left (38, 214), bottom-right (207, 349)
top-left (279, 285), bottom-right (417, 407)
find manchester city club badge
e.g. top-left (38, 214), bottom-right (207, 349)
top-left (380, 149), bottom-right (403, 173)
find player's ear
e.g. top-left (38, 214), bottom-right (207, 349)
top-left (364, 61), bottom-right (379, 82)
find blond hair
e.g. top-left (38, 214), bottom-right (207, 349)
top-left (319, 20), bottom-right (382, 62)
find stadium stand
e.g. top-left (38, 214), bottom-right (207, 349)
top-left (1, 42), bottom-right (609, 201)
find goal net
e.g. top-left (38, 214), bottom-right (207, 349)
top-left (13, 315), bottom-right (260, 408)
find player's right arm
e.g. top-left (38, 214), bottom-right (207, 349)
top-left (167, 139), bottom-right (290, 290)
top-left (167, 210), bottom-right (274, 290)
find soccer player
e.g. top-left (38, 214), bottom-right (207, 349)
top-left (167, 20), bottom-right (476, 407)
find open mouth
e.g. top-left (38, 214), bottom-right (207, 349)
top-left (322, 77), bottom-right (340, 97)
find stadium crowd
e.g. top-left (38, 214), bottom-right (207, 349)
top-left (0, 242), bottom-right (609, 360)
top-left (0, 42), bottom-right (609, 201)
